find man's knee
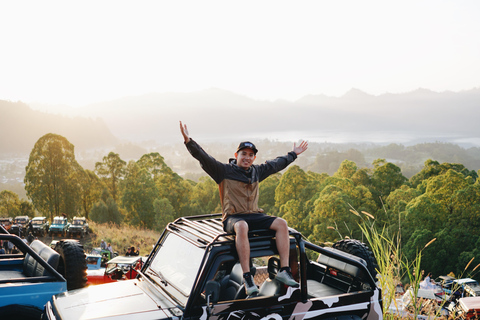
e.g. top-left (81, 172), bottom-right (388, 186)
top-left (271, 217), bottom-right (288, 231)
top-left (234, 220), bottom-right (249, 235)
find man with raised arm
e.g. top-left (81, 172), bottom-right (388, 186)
top-left (180, 121), bottom-right (308, 295)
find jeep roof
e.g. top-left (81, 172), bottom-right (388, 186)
top-left (32, 216), bottom-right (47, 221)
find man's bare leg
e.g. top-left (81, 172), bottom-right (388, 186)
top-left (270, 217), bottom-right (299, 287)
top-left (270, 217), bottom-right (290, 268)
top-left (234, 220), bottom-right (259, 295)
top-left (234, 220), bottom-right (250, 273)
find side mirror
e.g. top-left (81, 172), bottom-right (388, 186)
top-left (205, 280), bottom-right (220, 315)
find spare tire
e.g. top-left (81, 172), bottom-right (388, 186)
top-left (332, 239), bottom-right (378, 280)
top-left (54, 240), bottom-right (88, 290)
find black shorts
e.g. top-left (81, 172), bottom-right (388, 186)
top-left (223, 213), bottom-right (277, 233)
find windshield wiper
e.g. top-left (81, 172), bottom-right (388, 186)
top-left (146, 268), bottom-right (168, 286)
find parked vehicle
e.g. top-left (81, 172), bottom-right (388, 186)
top-left (104, 255), bottom-right (144, 282)
top-left (31, 216), bottom-right (50, 236)
top-left (48, 216), bottom-right (70, 237)
top-left (453, 296), bottom-right (480, 319)
top-left (441, 277), bottom-right (480, 298)
top-left (455, 278), bottom-right (480, 297)
top-left (0, 225), bottom-right (87, 319)
top-left (67, 217), bottom-right (89, 238)
top-left (0, 217), bottom-right (12, 231)
top-left (86, 254), bottom-right (105, 286)
top-left (45, 213), bottom-right (382, 320)
top-left (90, 247), bottom-right (118, 262)
top-left (10, 215), bottom-right (30, 236)
top-left (87, 255), bottom-right (144, 286)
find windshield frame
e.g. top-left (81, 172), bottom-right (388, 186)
top-left (146, 232), bottom-right (206, 306)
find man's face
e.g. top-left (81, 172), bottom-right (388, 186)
top-left (235, 148), bottom-right (256, 170)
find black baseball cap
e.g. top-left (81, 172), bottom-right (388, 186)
top-left (236, 141), bottom-right (258, 154)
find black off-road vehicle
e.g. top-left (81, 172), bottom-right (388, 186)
top-left (67, 217), bottom-right (89, 238)
top-left (31, 217), bottom-right (50, 236)
top-left (45, 213), bottom-right (382, 320)
top-left (10, 215), bottom-right (30, 236)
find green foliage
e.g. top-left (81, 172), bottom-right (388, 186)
top-left (78, 169), bottom-right (104, 219)
top-left (0, 190), bottom-right (21, 217)
top-left (17, 133), bottom-right (480, 281)
top-left (90, 188), bottom-right (123, 225)
top-left (121, 161), bottom-right (159, 228)
top-left (153, 198), bottom-right (175, 231)
top-left (95, 152), bottom-right (126, 202)
top-left (275, 165), bottom-right (309, 209)
top-left (138, 152), bottom-right (194, 218)
top-left (24, 133), bottom-right (83, 220)
top-left (259, 173), bottom-right (281, 215)
top-left (188, 177), bottom-right (220, 216)
top-left (370, 159), bottom-right (408, 207)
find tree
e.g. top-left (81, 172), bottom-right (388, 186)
top-left (0, 190), bottom-right (21, 217)
top-left (90, 188), bottom-right (123, 224)
top-left (189, 177), bottom-right (220, 216)
top-left (78, 169), bottom-right (104, 219)
top-left (384, 185), bottom-right (421, 233)
top-left (259, 173), bottom-right (281, 215)
top-left (19, 200), bottom-right (35, 217)
top-left (334, 160), bottom-right (357, 179)
top-left (402, 194), bottom-right (447, 244)
top-left (275, 165), bottom-right (309, 210)
top-left (370, 159), bottom-right (407, 207)
top-left (424, 169), bottom-right (470, 215)
top-left (410, 159), bottom-right (478, 188)
top-left (121, 161), bottom-right (159, 228)
top-left (24, 133), bottom-right (83, 220)
top-left (153, 198), bottom-right (175, 231)
top-left (95, 152), bottom-right (126, 202)
top-left (138, 152), bottom-right (192, 218)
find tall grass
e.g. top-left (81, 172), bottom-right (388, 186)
top-left (352, 207), bottom-right (441, 319)
top-left (86, 221), bottom-right (162, 256)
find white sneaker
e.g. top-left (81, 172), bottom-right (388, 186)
top-left (244, 274), bottom-right (259, 295)
top-left (276, 269), bottom-right (299, 287)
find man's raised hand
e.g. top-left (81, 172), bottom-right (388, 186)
top-left (293, 140), bottom-right (308, 155)
top-left (179, 121), bottom-right (190, 143)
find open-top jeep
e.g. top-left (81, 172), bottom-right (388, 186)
top-left (0, 226), bottom-right (87, 319)
top-left (45, 213), bottom-right (382, 320)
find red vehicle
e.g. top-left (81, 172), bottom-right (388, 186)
top-left (86, 255), bottom-right (143, 286)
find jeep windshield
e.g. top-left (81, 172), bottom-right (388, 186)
top-left (32, 220), bottom-right (44, 225)
top-left (147, 232), bottom-right (204, 304)
top-left (72, 220), bottom-right (84, 225)
top-left (14, 218), bottom-right (27, 225)
top-left (53, 218), bottom-right (66, 225)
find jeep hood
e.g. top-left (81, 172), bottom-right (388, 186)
top-left (51, 279), bottom-right (176, 320)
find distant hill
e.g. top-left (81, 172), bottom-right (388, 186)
top-left (0, 100), bottom-right (118, 155)
top-left (45, 87), bottom-right (480, 147)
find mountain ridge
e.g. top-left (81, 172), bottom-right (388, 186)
top-left (21, 86), bottom-right (480, 147)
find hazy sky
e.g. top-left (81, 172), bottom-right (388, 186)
top-left (1, 0), bottom-right (479, 107)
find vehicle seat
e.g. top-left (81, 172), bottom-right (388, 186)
top-left (259, 257), bottom-right (283, 297)
top-left (220, 262), bottom-right (256, 300)
top-left (23, 240), bottom-right (60, 277)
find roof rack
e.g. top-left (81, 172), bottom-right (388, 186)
top-left (167, 213), bottom-right (301, 248)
